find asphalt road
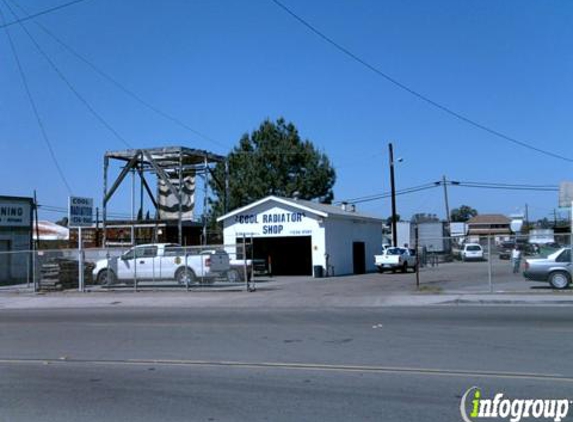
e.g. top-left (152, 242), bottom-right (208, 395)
top-left (1, 306), bottom-right (573, 421)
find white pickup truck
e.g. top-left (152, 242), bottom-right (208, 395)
top-left (374, 247), bottom-right (417, 273)
top-left (93, 243), bottom-right (238, 285)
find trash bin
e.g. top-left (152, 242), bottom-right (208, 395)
top-left (313, 265), bottom-right (323, 278)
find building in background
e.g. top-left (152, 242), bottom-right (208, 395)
top-left (415, 221), bottom-right (449, 253)
top-left (466, 214), bottom-right (511, 243)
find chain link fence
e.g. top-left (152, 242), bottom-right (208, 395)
top-left (412, 233), bottom-right (573, 293)
top-left (0, 243), bottom-right (255, 293)
top-left (0, 249), bottom-right (35, 292)
top-left (1, 234), bottom-right (572, 294)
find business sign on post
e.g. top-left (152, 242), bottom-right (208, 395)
top-left (68, 196), bottom-right (93, 227)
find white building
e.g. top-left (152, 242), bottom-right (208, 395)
top-left (217, 196), bottom-right (384, 277)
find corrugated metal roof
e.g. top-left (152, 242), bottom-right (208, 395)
top-left (33, 221), bottom-right (69, 241)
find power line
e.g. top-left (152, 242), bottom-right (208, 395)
top-left (0, 0), bottom-right (90, 29)
top-left (338, 182), bottom-right (438, 204)
top-left (338, 179), bottom-right (559, 205)
top-left (0, 7), bottom-right (73, 194)
top-left (454, 180), bottom-right (558, 190)
top-left (357, 184), bottom-right (439, 204)
top-left (270, 0), bottom-right (573, 163)
top-left (2, 0), bottom-right (132, 149)
top-left (8, 0), bottom-right (228, 151)
top-left (336, 183), bottom-right (440, 205)
top-left (455, 182), bottom-right (558, 192)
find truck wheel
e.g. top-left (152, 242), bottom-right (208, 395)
top-left (401, 263), bottom-right (408, 273)
top-left (97, 269), bottom-right (116, 286)
top-left (176, 267), bottom-right (196, 285)
top-left (226, 269), bottom-right (240, 283)
top-left (549, 271), bottom-right (570, 290)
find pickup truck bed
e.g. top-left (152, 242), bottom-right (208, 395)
top-left (374, 247), bottom-right (417, 273)
top-left (93, 243), bottom-right (234, 285)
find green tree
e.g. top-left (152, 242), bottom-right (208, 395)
top-left (385, 214), bottom-right (401, 226)
top-left (450, 205), bottom-right (478, 222)
top-left (210, 118), bottom-right (336, 216)
top-left (412, 213), bottom-right (439, 223)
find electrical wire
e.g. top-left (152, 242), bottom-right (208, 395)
top-left (454, 180), bottom-right (558, 190)
top-left (0, 0), bottom-right (90, 29)
top-left (337, 183), bottom-right (440, 205)
top-left (338, 180), bottom-right (559, 205)
top-left (455, 183), bottom-right (558, 192)
top-left (338, 182), bottom-right (439, 204)
top-left (2, 0), bottom-right (132, 149)
top-left (270, 0), bottom-right (573, 163)
top-left (0, 7), bottom-right (73, 194)
top-left (8, 0), bottom-right (228, 151)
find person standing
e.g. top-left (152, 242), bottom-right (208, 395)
top-left (511, 244), bottom-right (522, 274)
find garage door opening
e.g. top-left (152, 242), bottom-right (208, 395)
top-left (238, 236), bottom-right (312, 276)
top-left (353, 241), bottom-right (366, 274)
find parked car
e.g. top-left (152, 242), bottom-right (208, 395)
top-left (461, 243), bottom-right (484, 261)
top-left (374, 247), bottom-right (417, 273)
top-left (498, 241), bottom-right (515, 260)
top-left (93, 243), bottom-right (234, 285)
top-left (523, 248), bottom-right (572, 289)
top-left (497, 241), bottom-right (538, 259)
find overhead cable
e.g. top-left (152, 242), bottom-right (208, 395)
top-left (270, 0), bottom-right (572, 163)
top-left (2, 0), bottom-right (132, 149)
top-left (0, 0), bottom-right (90, 29)
top-left (8, 0), bottom-right (228, 151)
top-left (0, 6), bottom-right (73, 193)
top-left (338, 180), bottom-right (559, 205)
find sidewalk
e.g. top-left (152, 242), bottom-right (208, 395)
top-left (2, 285), bottom-right (573, 310)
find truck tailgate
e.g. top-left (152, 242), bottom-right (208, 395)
top-left (207, 251), bottom-right (230, 272)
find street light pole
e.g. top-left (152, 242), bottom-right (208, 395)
top-left (389, 142), bottom-right (398, 247)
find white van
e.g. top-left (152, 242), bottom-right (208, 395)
top-left (461, 243), bottom-right (484, 261)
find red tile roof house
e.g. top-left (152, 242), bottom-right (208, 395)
top-left (466, 214), bottom-right (511, 244)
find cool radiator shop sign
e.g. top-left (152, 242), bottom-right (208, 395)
top-left (69, 196), bottom-right (93, 227)
top-left (234, 211), bottom-right (313, 236)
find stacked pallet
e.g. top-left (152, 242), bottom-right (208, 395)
top-left (40, 259), bottom-right (95, 291)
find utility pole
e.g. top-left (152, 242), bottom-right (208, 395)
top-left (389, 143), bottom-right (398, 247)
top-left (95, 207), bottom-right (100, 247)
top-left (442, 175), bottom-right (451, 227)
top-left (524, 203), bottom-right (529, 233)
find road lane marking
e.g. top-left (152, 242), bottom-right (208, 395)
top-left (0, 358), bottom-right (570, 382)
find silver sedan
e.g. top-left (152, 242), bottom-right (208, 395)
top-left (523, 248), bottom-right (572, 289)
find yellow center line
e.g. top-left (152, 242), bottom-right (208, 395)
top-left (0, 358), bottom-right (569, 382)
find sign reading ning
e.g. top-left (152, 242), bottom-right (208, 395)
top-left (68, 196), bottom-right (93, 227)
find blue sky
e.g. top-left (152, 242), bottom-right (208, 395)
top-left (1, 0), bottom-right (572, 222)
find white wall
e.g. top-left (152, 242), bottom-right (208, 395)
top-left (396, 221), bottom-right (412, 248)
top-left (222, 201), bottom-right (325, 266)
top-left (324, 217), bottom-right (382, 275)
top-left (0, 232), bottom-right (31, 281)
top-left (222, 199), bottom-right (382, 276)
